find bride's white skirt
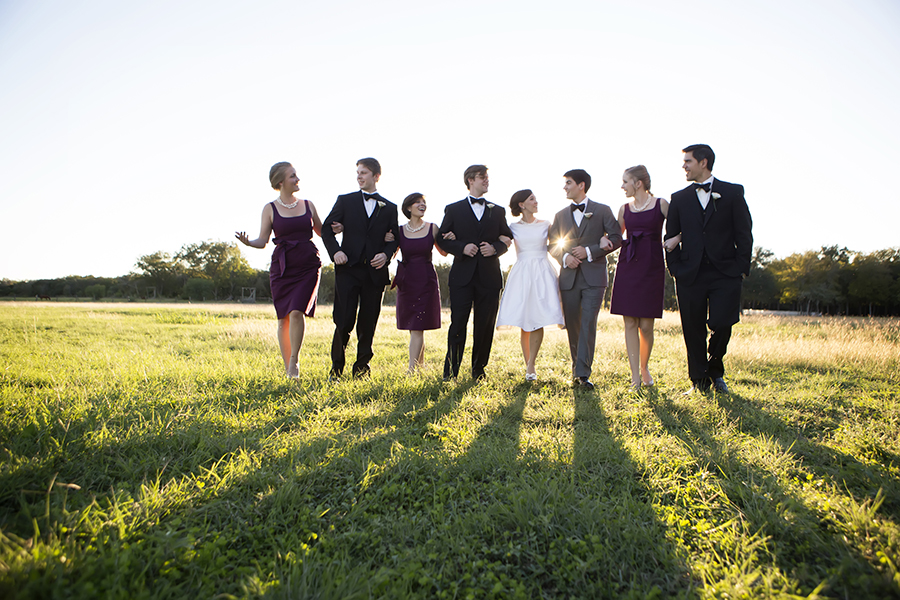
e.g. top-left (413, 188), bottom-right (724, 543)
top-left (496, 253), bottom-right (565, 331)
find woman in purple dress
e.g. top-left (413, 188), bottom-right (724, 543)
top-left (236, 162), bottom-right (323, 379)
top-left (609, 165), bottom-right (680, 391)
top-left (392, 193), bottom-right (448, 373)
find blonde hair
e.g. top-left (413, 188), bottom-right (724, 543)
top-left (624, 165), bottom-right (651, 193)
top-left (269, 162), bottom-right (293, 190)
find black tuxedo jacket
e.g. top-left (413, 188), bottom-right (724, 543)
top-left (322, 190), bottom-right (400, 286)
top-left (436, 199), bottom-right (513, 289)
top-left (665, 178), bottom-right (753, 285)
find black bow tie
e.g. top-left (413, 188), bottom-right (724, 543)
top-left (363, 192), bottom-right (378, 201)
top-left (469, 197), bottom-right (485, 205)
top-left (570, 203), bottom-right (586, 213)
top-left (692, 182), bottom-right (711, 193)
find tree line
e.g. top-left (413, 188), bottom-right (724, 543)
top-left (2, 241), bottom-right (899, 316)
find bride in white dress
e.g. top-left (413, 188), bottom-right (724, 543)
top-left (496, 189), bottom-right (565, 381)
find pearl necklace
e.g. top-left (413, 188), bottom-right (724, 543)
top-left (405, 221), bottom-right (427, 233)
top-left (632, 195), bottom-right (655, 212)
top-left (276, 196), bottom-right (300, 210)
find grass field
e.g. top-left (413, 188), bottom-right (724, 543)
top-left (1, 302), bottom-right (899, 599)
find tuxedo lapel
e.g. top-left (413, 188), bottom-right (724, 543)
top-left (575, 200), bottom-right (594, 238)
top-left (365, 192), bottom-right (381, 231)
top-left (683, 190), bottom-right (705, 229)
top-left (475, 203), bottom-right (493, 236)
top-left (460, 200), bottom-right (479, 234)
top-left (702, 183), bottom-right (719, 229)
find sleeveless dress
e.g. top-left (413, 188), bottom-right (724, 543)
top-left (269, 200), bottom-right (321, 319)
top-left (610, 198), bottom-right (665, 319)
top-left (393, 225), bottom-right (441, 330)
top-left (495, 220), bottom-right (565, 331)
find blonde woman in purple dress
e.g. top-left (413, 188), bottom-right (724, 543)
top-left (609, 165), bottom-right (680, 390)
top-left (236, 162), bottom-right (323, 379)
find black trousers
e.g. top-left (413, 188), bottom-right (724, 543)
top-left (331, 264), bottom-right (385, 376)
top-left (675, 262), bottom-right (743, 385)
top-left (444, 280), bottom-right (500, 379)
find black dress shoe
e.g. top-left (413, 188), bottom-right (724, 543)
top-left (712, 377), bottom-right (729, 393)
top-left (683, 379), bottom-right (711, 395)
top-left (574, 377), bottom-right (594, 390)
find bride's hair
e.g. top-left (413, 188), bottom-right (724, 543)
top-left (509, 189), bottom-right (533, 217)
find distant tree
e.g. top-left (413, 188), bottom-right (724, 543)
top-left (183, 278), bottom-right (216, 301)
top-left (771, 250), bottom-right (840, 313)
top-left (743, 246), bottom-right (779, 309)
top-left (134, 251), bottom-right (180, 297)
top-left (83, 284), bottom-right (106, 300)
top-left (604, 252), bottom-right (617, 308)
top-left (435, 263), bottom-right (451, 307)
top-left (176, 240), bottom-right (254, 300)
top-left (848, 253), bottom-right (892, 316)
top-left (318, 264), bottom-right (335, 305)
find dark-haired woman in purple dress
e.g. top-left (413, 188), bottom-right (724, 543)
top-left (609, 165), bottom-right (681, 391)
top-left (391, 193), bottom-right (448, 373)
top-left (236, 162), bottom-right (323, 379)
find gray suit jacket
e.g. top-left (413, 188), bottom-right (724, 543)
top-left (548, 199), bottom-right (622, 290)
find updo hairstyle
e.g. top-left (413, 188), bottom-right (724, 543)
top-left (269, 162), bottom-right (293, 190)
top-left (509, 189), bottom-right (533, 217)
top-left (624, 165), bottom-right (651, 193)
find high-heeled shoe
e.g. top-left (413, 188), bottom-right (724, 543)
top-left (525, 372), bottom-right (537, 382)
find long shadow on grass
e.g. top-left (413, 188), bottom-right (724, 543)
top-left (714, 391), bottom-right (900, 520)
top-left (250, 380), bottom-right (697, 599)
top-left (0, 375), bottom-right (478, 598)
top-left (648, 391), bottom-right (898, 598)
top-left (396, 383), bottom-right (696, 598)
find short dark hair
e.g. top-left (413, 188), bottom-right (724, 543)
top-left (564, 169), bottom-right (591, 193)
top-left (682, 144), bottom-right (715, 171)
top-left (509, 189), bottom-right (533, 217)
top-left (357, 157), bottom-right (382, 177)
top-left (464, 164), bottom-right (487, 189)
top-left (401, 193), bottom-right (424, 219)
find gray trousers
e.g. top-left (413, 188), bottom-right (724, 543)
top-left (560, 269), bottom-right (605, 379)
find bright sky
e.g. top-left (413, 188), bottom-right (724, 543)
top-left (2, 0), bottom-right (899, 281)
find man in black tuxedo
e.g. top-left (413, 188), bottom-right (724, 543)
top-left (665, 144), bottom-right (753, 393)
top-left (322, 158), bottom-right (399, 378)
top-left (436, 165), bottom-right (513, 381)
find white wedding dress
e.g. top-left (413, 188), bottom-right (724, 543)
top-left (496, 219), bottom-right (565, 331)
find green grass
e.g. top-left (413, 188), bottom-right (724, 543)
top-left (1, 303), bottom-right (899, 599)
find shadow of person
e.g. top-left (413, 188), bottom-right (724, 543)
top-left (647, 391), bottom-right (898, 598)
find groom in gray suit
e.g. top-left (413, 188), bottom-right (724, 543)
top-left (549, 169), bottom-right (622, 389)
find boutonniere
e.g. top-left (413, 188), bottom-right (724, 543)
top-left (711, 192), bottom-right (721, 201)
top-left (486, 203), bottom-right (495, 210)
top-left (584, 212), bottom-right (593, 219)
top-left (376, 200), bottom-right (385, 209)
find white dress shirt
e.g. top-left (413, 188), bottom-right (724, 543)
top-left (363, 191), bottom-right (377, 217)
top-left (563, 199), bottom-right (593, 267)
top-left (468, 195), bottom-right (486, 221)
top-left (695, 176), bottom-right (715, 210)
